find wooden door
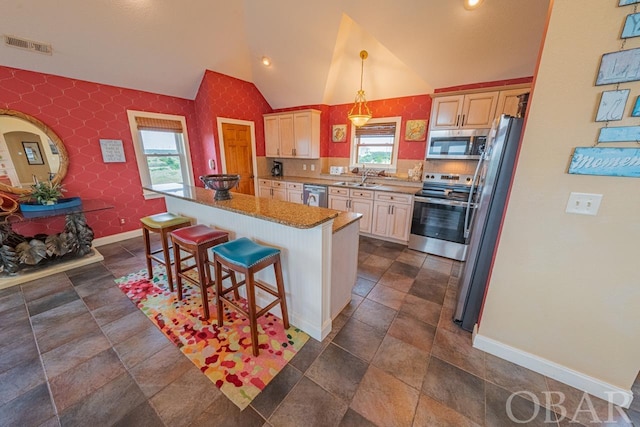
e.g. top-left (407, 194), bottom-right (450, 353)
top-left (222, 123), bottom-right (255, 195)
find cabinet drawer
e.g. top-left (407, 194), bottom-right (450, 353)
top-left (271, 181), bottom-right (287, 188)
top-left (350, 189), bottom-right (374, 199)
top-left (287, 182), bottom-right (303, 190)
top-left (374, 192), bottom-right (412, 204)
top-left (329, 187), bottom-right (349, 196)
top-left (259, 179), bottom-right (272, 187)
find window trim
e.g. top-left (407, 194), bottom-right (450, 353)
top-left (349, 116), bottom-right (402, 173)
top-left (127, 110), bottom-right (194, 199)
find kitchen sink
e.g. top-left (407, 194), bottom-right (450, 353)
top-left (333, 181), bottom-right (379, 188)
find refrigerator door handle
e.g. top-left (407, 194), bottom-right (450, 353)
top-left (464, 152), bottom-right (484, 238)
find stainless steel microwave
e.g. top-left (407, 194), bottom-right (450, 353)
top-left (426, 129), bottom-right (489, 160)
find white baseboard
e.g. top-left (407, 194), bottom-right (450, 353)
top-left (93, 229), bottom-right (142, 247)
top-left (473, 333), bottom-right (633, 408)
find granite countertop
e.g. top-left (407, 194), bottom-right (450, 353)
top-left (146, 184), bottom-right (360, 233)
top-left (262, 175), bottom-right (422, 195)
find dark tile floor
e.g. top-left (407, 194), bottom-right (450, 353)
top-left (0, 234), bottom-right (638, 426)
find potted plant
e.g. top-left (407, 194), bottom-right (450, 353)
top-left (22, 181), bottom-right (66, 205)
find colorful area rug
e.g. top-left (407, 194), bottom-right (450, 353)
top-left (115, 266), bottom-right (309, 410)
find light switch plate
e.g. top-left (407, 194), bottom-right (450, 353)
top-left (566, 192), bottom-right (603, 216)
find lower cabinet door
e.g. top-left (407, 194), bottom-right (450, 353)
top-left (351, 198), bottom-right (373, 234)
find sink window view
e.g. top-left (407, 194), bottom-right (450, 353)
top-left (352, 119), bottom-right (400, 170)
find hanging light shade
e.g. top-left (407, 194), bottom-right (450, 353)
top-left (348, 50), bottom-right (372, 127)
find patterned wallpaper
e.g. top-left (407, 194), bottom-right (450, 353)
top-left (0, 66), bottom-right (197, 238)
top-left (0, 64), bottom-right (532, 239)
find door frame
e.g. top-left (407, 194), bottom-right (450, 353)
top-left (216, 117), bottom-right (258, 192)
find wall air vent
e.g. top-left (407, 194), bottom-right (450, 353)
top-left (4, 35), bottom-right (52, 55)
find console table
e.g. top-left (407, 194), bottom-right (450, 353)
top-left (0, 199), bottom-right (113, 288)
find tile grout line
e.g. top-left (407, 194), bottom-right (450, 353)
top-left (21, 278), bottom-right (67, 426)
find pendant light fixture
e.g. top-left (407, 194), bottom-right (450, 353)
top-left (348, 50), bottom-right (372, 127)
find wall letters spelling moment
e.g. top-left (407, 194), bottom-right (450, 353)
top-left (568, 1), bottom-right (640, 178)
top-left (569, 147), bottom-right (640, 177)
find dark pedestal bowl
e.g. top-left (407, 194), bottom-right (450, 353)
top-left (200, 174), bottom-right (240, 200)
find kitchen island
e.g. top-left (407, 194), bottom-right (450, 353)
top-left (145, 184), bottom-right (361, 340)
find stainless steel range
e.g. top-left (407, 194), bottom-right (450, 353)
top-left (408, 172), bottom-right (478, 261)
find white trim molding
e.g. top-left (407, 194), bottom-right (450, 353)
top-left (473, 332), bottom-right (634, 408)
top-left (93, 229), bottom-right (142, 247)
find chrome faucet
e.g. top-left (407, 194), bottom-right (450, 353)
top-left (361, 165), bottom-right (368, 184)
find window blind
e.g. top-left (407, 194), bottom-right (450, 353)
top-left (135, 117), bottom-right (183, 132)
top-left (355, 122), bottom-right (396, 137)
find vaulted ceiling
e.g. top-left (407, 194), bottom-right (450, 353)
top-left (0, 0), bottom-right (550, 109)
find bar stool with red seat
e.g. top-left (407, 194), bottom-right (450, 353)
top-left (140, 212), bottom-right (191, 291)
top-left (170, 224), bottom-right (238, 319)
top-left (212, 237), bottom-right (289, 356)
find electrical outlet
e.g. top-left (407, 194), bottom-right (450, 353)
top-left (303, 164), bottom-right (307, 171)
top-left (310, 164), bottom-right (315, 171)
top-left (565, 192), bottom-right (603, 216)
top-left (119, 218), bottom-right (125, 225)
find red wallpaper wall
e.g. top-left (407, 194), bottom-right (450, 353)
top-left (1, 64), bottom-right (532, 240)
top-left (327, 95), bottom-right (433, 160)
top-left (194, 70), bottom-right (272, 172)
top-left (0, 66), bottom-right (198, 238)
top-left (434, 77), bottom-right (533, 93)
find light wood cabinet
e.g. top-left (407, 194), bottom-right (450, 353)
top-left (495, 87), bottom-right (531, 118)
top-left (287, 182), bottom-right (304, 204)
top-left (371, 191), bottom-right (412, 242)
top-left (264, 109), bottom-right (320, 159)
top-left (328, 187), bottom-right (373, 234)
top-left (258, 179), bottom-right (287, 200)
top-left (430, 92), bottom-right (498, 130)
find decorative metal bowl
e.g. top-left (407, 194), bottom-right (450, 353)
top-left (199, 174), bottom-right (240, 200)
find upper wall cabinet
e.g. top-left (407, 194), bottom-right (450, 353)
top-left (430, 92), bottom-right (498, 130)
top-left (495, 87), bottom-right (531, 118)
top-left (429, 85), bottom-right (531, 131)
top-left (264, 109), bottom-right (320, 159)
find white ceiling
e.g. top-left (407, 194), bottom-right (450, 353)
top-left (0, 0), bottom-right (550, 109)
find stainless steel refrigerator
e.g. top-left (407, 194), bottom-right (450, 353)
top-left (454, 115), bottom-right (524, 332)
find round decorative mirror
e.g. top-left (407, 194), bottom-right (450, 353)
top-left (0, 109), bottom-right (68, 195)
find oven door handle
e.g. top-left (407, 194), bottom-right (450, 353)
top-left (414, 196), bottom-right (471, 207)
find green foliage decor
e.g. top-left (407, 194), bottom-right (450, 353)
top-left (22, 181), bottom-right (66, 205)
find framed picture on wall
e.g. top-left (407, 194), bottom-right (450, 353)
top-left (405, 119), bottom-right (427, 141)
top-left (621, 13), bottom-right (640, 38)
top-left (22, 141), bottom-right (44, 165)
top-left (332, 124), bottom-right (347, 142)
top-left (596, 48), bottom-right (640, 85)
top-left (632, 96), bottom-right (640, 117)
top-left (595, 89), bottom-right (629, 122)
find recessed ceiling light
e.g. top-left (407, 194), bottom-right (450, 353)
top-left (464, 0), bottom-right (484, 10)
top-left (261, 56), bottom-right (271, 67)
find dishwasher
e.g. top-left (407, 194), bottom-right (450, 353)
top-left (302, 184), bottom-right (328, 207)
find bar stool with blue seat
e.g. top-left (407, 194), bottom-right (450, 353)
top-left (140, 212), bottom-right (191, 291)
top-left (212, 237), bottom-right (290, 356)
top-left (169, 224), bottom-right (238, 320)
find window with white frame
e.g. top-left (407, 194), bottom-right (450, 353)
top-left (127, 110), bottom-right (194, 198)
top-left (350, 116), bottom-right (401, 172)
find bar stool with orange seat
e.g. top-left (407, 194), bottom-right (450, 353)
top-left (170, 224), bottom-right (238, 320)
top-left (212, 237), bottom-right (289, 356)
top-left (140, 212), bottom-right (191, 291)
